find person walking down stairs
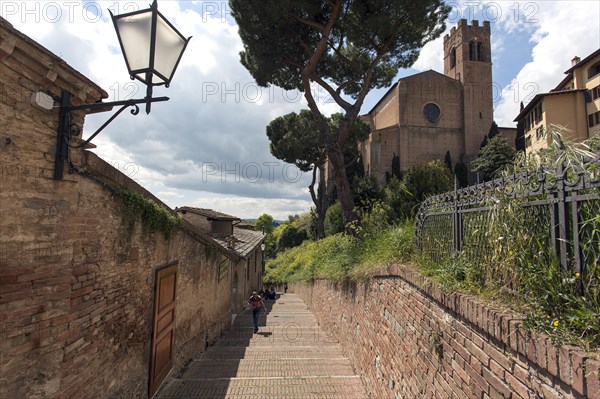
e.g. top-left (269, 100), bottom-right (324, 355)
top-left (248, 291), bottom-right (266, 333)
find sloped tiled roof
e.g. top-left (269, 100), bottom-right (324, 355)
top-left (564, 49), bottom-right (600, 74)
top-left (212, 227), bottom-right (265, 259)
top-left (177, 206), bottom-right (240, 221)
top-left (236, 221), bottom-right (256, 230)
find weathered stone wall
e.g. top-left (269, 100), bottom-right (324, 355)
top-left (365, 70), bottom-right (466, 183)
top-left (371, 85), bottom-right (400, 129)
top-left (0, 18), bottom-right (246, 398)
top-left (293, 266), bottom-right (599, 399)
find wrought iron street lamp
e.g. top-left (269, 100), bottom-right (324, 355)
top-left (53, 0), bottom-right (191, 180)
top-left (111, 0), bottom-right (191, 114)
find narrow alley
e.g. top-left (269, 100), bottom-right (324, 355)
top-left (155, 294), bottom-right (368, 398)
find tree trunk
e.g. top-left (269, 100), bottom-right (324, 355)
top-left (316, 164), bottom-right (328, 239)
top-left (326, 143), bottom-right (357, 233)
top-left (308, 165), bottom-right (327, 239)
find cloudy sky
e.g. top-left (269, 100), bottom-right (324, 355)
top-left (3, 1), bottom-right (599, 219)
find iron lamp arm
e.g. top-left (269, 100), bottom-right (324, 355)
top-left (54, 93), bottom-right (169, 180)
top-left (65, 97), bottom-right (169, 149)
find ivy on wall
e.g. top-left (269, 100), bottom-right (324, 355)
top-left (118, 189), bottom-right (181, 238)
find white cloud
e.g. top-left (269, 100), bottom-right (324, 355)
top-left (188, 196), bottom-right (313, 221)
top-left (4, 1), bottom-right (598, 218)
top-left (3, 1), bottom-right (320, 218)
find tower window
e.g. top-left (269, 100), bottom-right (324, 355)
top-left (469, 41), bottom-right (476, 61)
top-left (477, 42), bottom-right (484, 61)
top-left (589, 62), bottom-right (600, 79)
top-left (450, 47), bottom-right (456, 68)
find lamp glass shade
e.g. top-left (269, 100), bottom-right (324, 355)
top-left (154, 14), bottom-right (187, 84)
top-left (111, 1), bottom-right (189, 87)
top-left (113, 10), bottom-right (153, 77)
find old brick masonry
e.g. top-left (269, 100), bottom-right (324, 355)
top-left (293, 266), bottom-right (600, 399)
top-left (0, 18), bottom-right (263, 398)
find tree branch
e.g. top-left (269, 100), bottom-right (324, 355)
top-left (336, 24), bottom-right (403, 146)
top-left (301, 0), bottom-right (342, 78)
top-left (300, 0), bottom-right (343, 145)
top-left (326, 39), bottom-right (366, 76)
top-left (291, 14), bottom-right (326, 32)
top-left (311, 75), bottom-right (353, 111)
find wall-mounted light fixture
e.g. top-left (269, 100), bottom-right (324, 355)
top-left (54, 0), bottom-right (191, 180)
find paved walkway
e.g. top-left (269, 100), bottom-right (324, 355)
top-left (156, 293), bottom-right (368, 399)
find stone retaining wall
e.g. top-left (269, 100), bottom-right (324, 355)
top-left (293, 265), bottom-right (599, 399)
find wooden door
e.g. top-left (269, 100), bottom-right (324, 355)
top-left (149, 263), bottom-right (178, 397)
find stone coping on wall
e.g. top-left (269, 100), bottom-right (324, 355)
top-left (83, 150), bottom-right (243, 262)
top-left (335, 264), bottom-right (599, 398)
top-left (0, 16), bottom-right (107, 105)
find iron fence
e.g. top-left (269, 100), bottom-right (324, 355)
top-left (415, 158), bottom-right (600, 294)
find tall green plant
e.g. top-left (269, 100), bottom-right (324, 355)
top-left (422, 126), bottom-right (600, 348)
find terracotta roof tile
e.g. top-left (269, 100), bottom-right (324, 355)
top-left (177, 206), bottom-right (240, 221)
top-left (211, 228), bottom-right (265, 258)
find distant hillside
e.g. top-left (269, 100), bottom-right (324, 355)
top-left (242, 219), bottom-right (283, 227)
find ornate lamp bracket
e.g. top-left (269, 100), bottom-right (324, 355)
top-left (53, 91), bottom-right (169, 179)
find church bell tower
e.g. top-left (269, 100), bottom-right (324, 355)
top-left (443, 19), bottom-right (493, 162)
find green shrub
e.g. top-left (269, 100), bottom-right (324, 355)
top-left (277, 224), bottom-right (308, 250)
top-left (324, 201), bottom-right (344, 236)
top-left (390, 160), bottom-right (453, 219)
top-left (264, 219), bottom-right (415, 284)
top-left (419, 128), bottom-right (600, 349)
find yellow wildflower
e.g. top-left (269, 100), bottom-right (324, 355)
top-left (575, 272), bottom-right (580, 278)
top-left (552, 320), bottom-right (559, 327)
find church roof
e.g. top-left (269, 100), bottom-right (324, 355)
top-left (364, 70), bottom-right (459, 116)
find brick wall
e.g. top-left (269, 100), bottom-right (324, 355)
top-left (293, 265), bottom-right (599, 399)
top-left (0, 18), bottom-right (246, 398)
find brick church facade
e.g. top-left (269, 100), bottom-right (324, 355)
top-left (360, 19), bottom-right (499, 184)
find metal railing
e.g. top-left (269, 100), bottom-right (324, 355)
top-left (415, 158), bottom-right (600, 294)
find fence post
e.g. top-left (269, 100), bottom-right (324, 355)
top-left (554, 162), bottom-right (570, 272)
top-left (453, 176), bottom-right (461, 253)
top-left (571, 190), bottom-right (584, 295)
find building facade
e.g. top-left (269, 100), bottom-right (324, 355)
top-left (514, 49), bottom-right (600, 153)
top-left (361, 19), bottom-right (496, 184)
top-left (176, 207), bottom-right (265, 321)
top-left (0, 17), bottom-right (262, 398)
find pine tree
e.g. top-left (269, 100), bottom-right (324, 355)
top-left (392, 153), bottom-right (401, 179)
top-left (444, 150), bottom-right (452, 172)
top-left (488, 121), bottom-right (500, 139)
top-left (480, 135), bottom-right (489, 149)
top-left (471, 135), bottom-right (516, 181)
top-left (231, 0), bottom-right (451, 232)
top-left (515, 102), bottom-right (526, 152)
